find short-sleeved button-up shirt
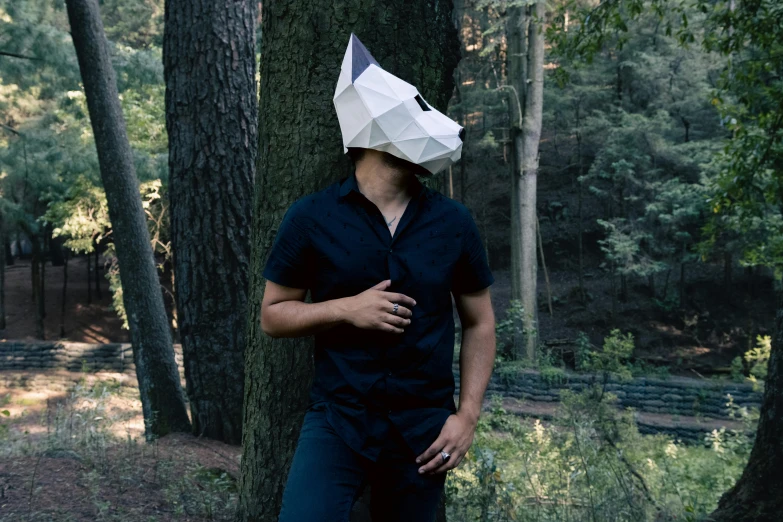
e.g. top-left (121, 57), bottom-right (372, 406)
top-left (262, 171), bottom-right (494, 461)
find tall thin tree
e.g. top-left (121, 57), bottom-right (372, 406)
top-left (236, 1), bottom-right (460, 519)
top-left (65, 0), bottom-right (191, 438)
top-left (508, 2), bottom-right (545, 361)
top-left (163, 0), bottom-right (257, 444)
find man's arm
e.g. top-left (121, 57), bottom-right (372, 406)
top-left (261, 279), bottom-right (416, 338)
top-left (455, 287), bottom-right (496, 424)
top-left (415, 286), bottom-right (495, 475)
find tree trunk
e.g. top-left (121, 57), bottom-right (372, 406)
top-left (39, 244), bottom-right (46, 319)
top-left (60, 250), bottom-right (69, 338)
top-left (31, 235), bottom-right (44, 339)
top-left (711, 285), bottom-right (783, 521)
top-left (65, 0), bottom-right (191, 439)
top-left (93, 238), bottom-right (102, 299)
top-left (86, 251), bottom-right (92, 305)
top-left (163, 0), bottom-right (256, 445)
top-left (0, 217), bottom-right (5, 330)
top-left (576, 130), bottom-right (586, 304)
top-left (679, 241), bottom-right (686, 309)
top-left (236, 1), bottom-right (460, 520)
top-left (508, 6), bottom-right (524, 308)
top-left (509, 2), bottom-right (545, 361)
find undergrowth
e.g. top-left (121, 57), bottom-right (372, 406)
top-left (446, 389), bottom-right (754, 522)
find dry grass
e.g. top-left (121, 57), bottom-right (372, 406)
top-left (0, 372), bottom-right (241, 521)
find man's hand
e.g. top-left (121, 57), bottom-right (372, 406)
top-left (415, 411), bottom-right (477, 475)
top-left (338, 279), bottom-right (416, 334)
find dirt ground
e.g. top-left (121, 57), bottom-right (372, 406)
top-left (0, 376), bottom-right (241, 521)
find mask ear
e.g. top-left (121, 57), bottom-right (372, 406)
top-left (349, 33), bottom-right (379, 82)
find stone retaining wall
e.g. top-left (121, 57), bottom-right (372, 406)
top-left (453, 364), bottom-right (762, 420)
top-left (0, 341), bottom-right (762, 423)
top-left (0, 341), bottom-right (185, 391)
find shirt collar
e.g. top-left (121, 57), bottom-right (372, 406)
top-left (338, 170), bottom-right (429, 202)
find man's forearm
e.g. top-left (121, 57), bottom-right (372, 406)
top-left (457, 322), bottom-right (496, 424)
top-left (262, 298), bottom-right (350, 338)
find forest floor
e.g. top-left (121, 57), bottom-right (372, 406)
top-left (0, 375), bottom-right (240, 521)
top-left (0, 372), bottom-right (744, 521)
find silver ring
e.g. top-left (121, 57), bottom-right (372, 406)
top-left (392, 303), bottom-right (399, 314)
top-left (440, 450), bottom-right (451, 462)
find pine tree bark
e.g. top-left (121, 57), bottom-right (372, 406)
top-left (508, 7), bottom-right (524, 311)
top-left (0, 215), bottom-right (5, 330)
top-left (31, 235), bottom-right (44, 339)
top-left (236, 1), bottom-right (460, 520)
top-left (711, 287), bottom-right (783, 521)
top-left (163, 0), bottom-right (256, 444)
top-left (509, 2), bottom-right (544, 361)
top-left (65, 0), bottom-right (191, 438)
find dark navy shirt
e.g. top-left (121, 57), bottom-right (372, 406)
top-left (262, 171), bottom-right (494, 461)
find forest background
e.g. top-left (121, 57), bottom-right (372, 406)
top-left (0, 0), bottom-right (781, 521)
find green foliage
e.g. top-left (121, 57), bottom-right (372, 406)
top-left (730, 356), bottom-right (745, 383)
top-left (580, 329), bottom-right (636, 381)
top-left (0, 0), bottom-right (169, 332)
top-left (495, 299), bottom-right (530, 362)
top-left (447, 385), bottom-right (751, 521)
top-left (745, 335), bottom-right (771, 384)
top-left (728, 335), bottom-right (772, 390)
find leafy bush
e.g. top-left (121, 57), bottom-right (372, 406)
top-left (579, 329), bottom-right (635, 381)
top-left (495, 299), bottom-right (529, 361)
top-left (729, 335), bottom-right (772, 391)
top-left (745, 335), bottom-right (771, 390)
top-left (447, 386), bottom-right (751, 522)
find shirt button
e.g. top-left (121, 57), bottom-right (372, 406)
top-left (389, 248), bottom-right (393, 253)
top-left (388, 371), bottom-right (392, 376)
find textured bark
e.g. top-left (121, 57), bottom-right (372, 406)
top-left (31, 235), bottom-right (44, 339)
top-left (60, 251), bottom-right (68, 338)
top-left (163, 0), bottom-right (256, 445)
top-left (236, 2), bottom-right (460, 520)
top-left (93, 238), bottom-right (101, 299)
top-left (0, 217), bottom-right (5, 331)
top-left (710, 289), bottom-right (783, 521)
top-left (509, 3), bottom-right (544, 361)
top-left (507, 6), bottom-right (524, 354)
top-left (65, 0), bottom-right (191, 438)
top-left (86, 251), bottom-right (92, 305)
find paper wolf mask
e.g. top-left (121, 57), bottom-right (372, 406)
top-left (333, 33), bottom-right (464, 175)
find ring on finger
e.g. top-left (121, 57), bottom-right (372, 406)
top-left (440, 450), bottom-right (451, 463)
top-left (392, 302), bottom-right (399, 314)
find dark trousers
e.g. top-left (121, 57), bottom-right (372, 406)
top-left (278, 407), bottom-right (446, 522)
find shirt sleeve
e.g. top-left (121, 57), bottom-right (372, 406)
top-left (451, 206), bottom-right (495, 294)
top-left (262, 199), bottom-right (313, 290)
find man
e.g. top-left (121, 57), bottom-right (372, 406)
top-left (261, 34), bottom-right (496, 522)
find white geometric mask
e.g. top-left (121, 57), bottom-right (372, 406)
top-left (333, 33), bottom-right (464, 175)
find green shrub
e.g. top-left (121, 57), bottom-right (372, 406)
top-left (447, 385), bottom-right (751, 522)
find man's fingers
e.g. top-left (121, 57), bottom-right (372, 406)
top-left (377, 321), bottom-right (404, 334)
top-left (418, 445), bottom-right (455, 474)
top-left (416, 436), bottom-right (446, 465)
top-left (424, 452), bottom-right (459, 475)
top-left (382, 314), bottom-right (410, 328)
top-left (386, 303), bottom-right (412, 318)
top-left (370, 279), bottom-right (391, 291)
top-left (380, 291), bottom-right (416, 308)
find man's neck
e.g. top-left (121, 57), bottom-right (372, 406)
top-left (354, 150), bottom-right (417, 209)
